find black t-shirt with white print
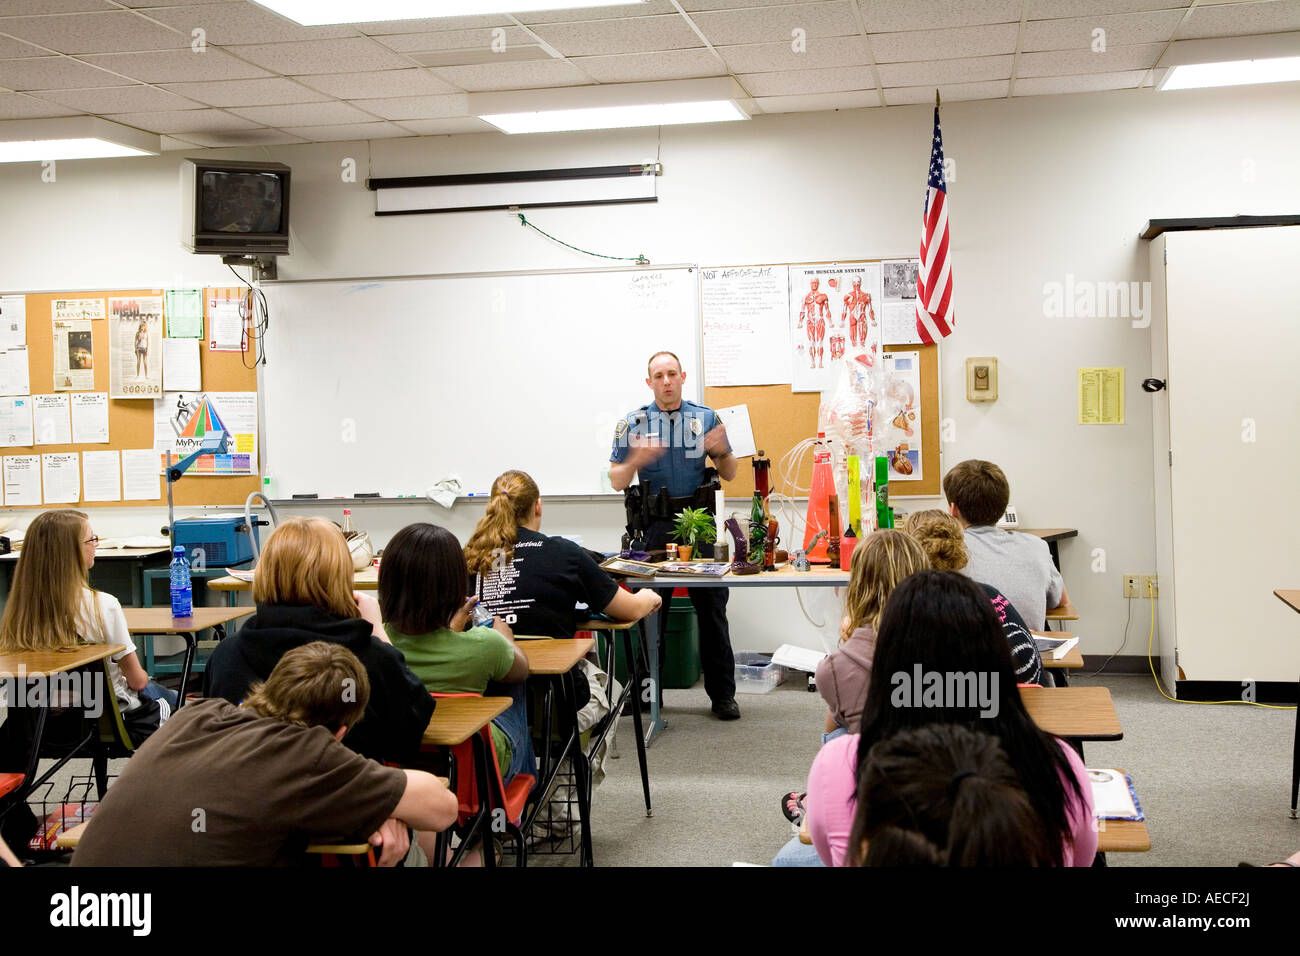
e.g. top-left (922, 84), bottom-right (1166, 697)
top-left (475, 527), bottom-right (620, 639)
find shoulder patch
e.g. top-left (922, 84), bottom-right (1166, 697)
top-left (614, 419), bottom-right (629, 439)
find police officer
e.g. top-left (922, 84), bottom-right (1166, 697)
top-left (609, 350), bottom-right (741, 720)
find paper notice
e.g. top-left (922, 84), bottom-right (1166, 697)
top-left (1079, 367), bottom-right (1125, 425)
top-left (156, 391), bottom-right (257, 474)
top-left (121, 448), bottom-right (161, 501)
top-left (164, 289), bottom-right (204, 338)
top-left (52, 318), bottom-right (95, 391)
top-left (209, 293), bottom-right (247, 351)
top-left (0, 397), bottom-right (33, 447)
top-left (162, 337), bottom-right (201, 391)
top-left (41, 452), bottom-right (80, 504)
top-left (715, 404), bottom-right (757, 459)
top-left (82, 450), bottom-right (122, 502)
top-left (881, 260), bottom-right (923, 346)
top-left (880, 351), bottom-right (922, 481)
top-left (52, 298), bottom-right (105, 322)
top-left (0, 347), bottom-right (30, 396)
top-left (33, 393), bottom-right (71, 445)
top-left (3, 454), bottom-right (41, 506)
top-left (790, 263), bottom-right (882, 393)
top-left (70, 392), bottom-right (109, 443)
top-left (0, 295), bottom-right (26, 349)
top-left (701, 265), bottom-right (792, 386)
top-left (109, 296), bottom-right (164, 399)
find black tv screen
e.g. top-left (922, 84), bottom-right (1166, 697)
top-left (200, 170), bottom-right (284, 234)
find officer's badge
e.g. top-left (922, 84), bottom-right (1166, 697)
top-left (614, 419), bottom-right (629, 440)
top-left (690, 417), bottom-right (703, 436)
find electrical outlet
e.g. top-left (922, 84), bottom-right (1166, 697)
top-left (1123, 574), bottom-right (1141, 598)
top-left (1141, 574), bottom-right (1158, 598)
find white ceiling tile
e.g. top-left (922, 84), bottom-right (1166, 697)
top-left (278, 120), bottom-right (411, 141)
top-left (516, 0), bottom-right (678, 23)
top-left (295, 69), bottom-right (460, 98)
top-left (691, 2), bottom-right (861, 45)
top-left (0, 91), bottom-right (83, 117)
top-left (720, 34), bottom-right (868, 73)
top-left (104, 107), bottom-right (261, 133)
top-left (1013, 70), bottom-right (1149, 94)
top-left (181, 127), bottom-right (309, 147)
top-left (144, 3), bottom-right (359, 45)
top-left (411, 46), bottom-right (553, 67)
top-left (369, 26), bottom-right (530, 52)
top-left (884, 79), bottom-right (1010, 105)
top-left (1028, 0), bottom-right (1191, 16)
top-left (228, 37), bottom-right (415, 75)
top-left (1021, 10), bottom-right (1185, 51)
top-left (344, 93), bottom-right (467, 120)
top-left (160, 76), bottom-right (329, 107)
top-left (0, 34), bottom-right (46, 58)
top-left (115, 0), bottom-right (233, 6)
top-left (431, 58), bottom-right (591, 91)
top-left (870, 23), bottom-right (1021, 62)
top-left (679, 0), bottom-right (821, 9)
top-left (0, 55), bottom-right (133, 90)
top-left (738, 64), bottom-right (876, 95)
top-left (0, 12), bottom-right (188, 55)
top-left (858, 0), bottom-right (1021, 32)
top-left (572, 47), bottom-right (725, 81)
top-left (1017, 42), bottom-right (1164, 77)
top-left (0, 1), bottom-right (113, 13)
top-left (1177, 0), bottom-right (1300, 38)
top-left (394, 116), bottom-right (496, 135)
top-left (228, 100), bottom-right (379, 126)
top-left (80, 48), bottom-right (275, 82)
top-left (160, 133), bottom-right (202, 150)
top-left (37, 84), bottom-right (204, 112)
top-left (752, 88), bottom-right (880, 113)
top-left (877, 54), bottom-right (1012, 87)
top-left (354, 14), bottom-right (514, 33)
top-left (530, 14), bottom-right (703, 56)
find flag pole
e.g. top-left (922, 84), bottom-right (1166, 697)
top-left (935, 89), bottom-right (941, 108)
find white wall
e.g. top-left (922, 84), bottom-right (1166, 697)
top-left (2, 81), bottom-right (1297, 657)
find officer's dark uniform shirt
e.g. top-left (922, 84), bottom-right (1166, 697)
top-left (609, 399), bottom-right (729, 498)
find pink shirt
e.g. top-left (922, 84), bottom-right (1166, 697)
top-left (805, 732), bottom-right (1097, 867)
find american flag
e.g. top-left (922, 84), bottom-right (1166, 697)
top-left (916, 105), bottom-right (954, 344)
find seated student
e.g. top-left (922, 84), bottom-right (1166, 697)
top-left (847, 724), bottom-right (1056, 867)
top-left (0, 510), bottom-right (175, 741)
top-left (803, 570), bottom-right (1095, 867)
top-left (942, 460), bottom-right (1068, 630)
top-left (205, 516), bottom-right (433, 765)
top-left (904, 509), bottom-right (1047, 686)
top-left (72, 642), bottom-right (457, 867)
top-left (0, 835), bottom-right (19, 868)
top-left (463, 469), bottom-right (661, 638)
top-left (379, 522), bottom-right (535, 784)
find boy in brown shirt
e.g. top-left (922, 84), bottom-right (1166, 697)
top-left (72, 642), bottom-right (454, 867)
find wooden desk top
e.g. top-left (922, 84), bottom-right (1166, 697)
top-left (1022, 529), bottom-right (1078, 542)
top-left (0, 546), bottom-right (169, 564)
top-left (121, 606), bottom-right (253, 633)
top-left (0, 644), bottom-right (126, 678)
top-left (209, 567), bottom-right (379, 592)
top-left (576, 619), bottom-right (639, 631)
top-left (1019, 686), bottom-right (1122, 740)
top-left (1274, 590), bottom-right (1300, 615)
top-left (521, 638), bottom-right (594, 675)
top-left (1042, 645), bottom-right (1084, 670)
top-left (421, 696), bottom-right (510, 748)
top-left (1045, 600), bottom-right (1079, 622)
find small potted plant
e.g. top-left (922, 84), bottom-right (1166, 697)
top-left (670, 506), bottom-right (717, 560)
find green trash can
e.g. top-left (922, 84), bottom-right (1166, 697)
top-left (611, 597), bottom-right (701, 690)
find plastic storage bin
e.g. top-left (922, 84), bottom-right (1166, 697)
top-left (733, 652), bottom-right (786, 694)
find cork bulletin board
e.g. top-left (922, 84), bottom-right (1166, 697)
top-left (2, 287), bottom-right (260, 508)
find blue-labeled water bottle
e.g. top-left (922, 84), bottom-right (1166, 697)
top-left (170, 545), bottom-right (193, 618)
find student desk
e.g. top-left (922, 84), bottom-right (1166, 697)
top-left (0, 547), bottom-right (169, 607)
top-left (1019, 686), bottom-right (1122, 741)
top-left (521, 637), bottom-right (595, 867)
top-left (121, 607), bottom-right (253, 707)
top-left (1271, 589), bottom-right (1300, 818)
top-left (208, 567), bottom-right (377, 601)
top-left (421, 696), bottom-right (510, 868)
top-left (576, 618), bottom-right (652, 819)
top-left (0, 644), bottom-right (126, 807)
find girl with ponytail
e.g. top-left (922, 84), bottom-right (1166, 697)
top-left (464, 470), bottom-right (661, 639)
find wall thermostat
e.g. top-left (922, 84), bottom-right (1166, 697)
top-left (966, 357), bottom-right (998, 402)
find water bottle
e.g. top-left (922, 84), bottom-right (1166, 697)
top-left (170, 545), bottom-right (193, 618)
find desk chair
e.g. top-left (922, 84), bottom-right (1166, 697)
top-left (429, 692), bottom-right (534, 868)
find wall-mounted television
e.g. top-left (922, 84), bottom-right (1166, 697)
top-left (180, 158), bottom-right (291, 256)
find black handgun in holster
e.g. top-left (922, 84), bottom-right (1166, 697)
top-left (623, 469), bottom-right (722, 551)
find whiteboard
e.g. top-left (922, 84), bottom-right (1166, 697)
top-left (260, 266), bottom-right (701, 497)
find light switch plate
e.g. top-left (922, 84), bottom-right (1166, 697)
top-left (966, 356), bottom-right (998, 401)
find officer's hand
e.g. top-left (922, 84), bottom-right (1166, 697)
top-left (703, 424), bottom-right (730, 457)
top-left (627, 434), bottom-right (667, 468)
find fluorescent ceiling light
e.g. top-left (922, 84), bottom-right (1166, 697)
top-left (254, 0), bottom-right (641, 25)
top-left (0, 117), bottom-right (160, 163)
top-left (472, 78), bottom-right (751, 134)
top-left (1159, 55), bottom-right (1300, 90)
